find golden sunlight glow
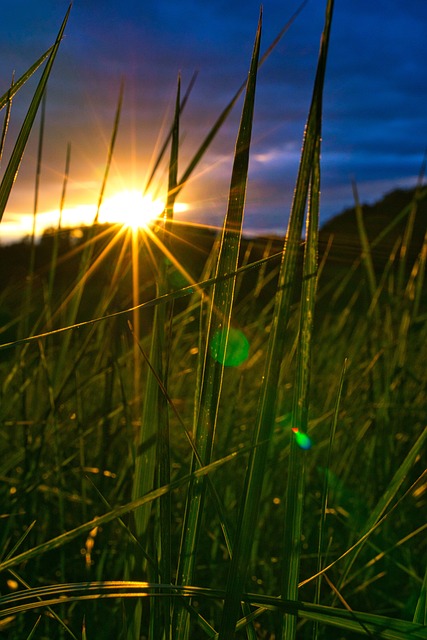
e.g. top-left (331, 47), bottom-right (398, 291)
top-left (98, 189), bottom-right (165, 229)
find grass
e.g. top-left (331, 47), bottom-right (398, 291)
top-left (1, 2), bottom-right (427, 639)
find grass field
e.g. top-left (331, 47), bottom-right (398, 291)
top-left (0, 3), bottom-right (426, 639)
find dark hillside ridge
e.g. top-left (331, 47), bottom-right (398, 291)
top-left (319, 187), bottom-right (427, 269)
top-left (0, 187), bottom-right (425, 320)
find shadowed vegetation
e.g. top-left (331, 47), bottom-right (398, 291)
top-left (0, 3), bottom-right (426, 640)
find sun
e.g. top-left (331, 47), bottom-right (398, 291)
top-left (98, 189), bottom-right (165, 229)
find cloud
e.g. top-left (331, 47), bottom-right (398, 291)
top-left (0, 0), bottom-right (426, 244)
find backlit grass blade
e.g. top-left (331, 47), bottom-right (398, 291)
top-left (2, 583), bottom-right (427, 640)
top-left (0, 5), bottom-right (71, 222)
top-left (94, 78), bottom-right (125, 223)
top-left (127, 75), bottom-right (181, 640)
top-left (0, 46), bottom-right (55, 110)
top-left (173, 13), bottom-right (262, 639)
top-left (313, 358), bottom-right (347, 638)
top-left (397, 157), bottom-right (426, 292)
top-left (414, 564), bottom-right (427, 625)
top-left (52, 80), bottom-right (124, 382)
top-left (281, 131), bottom-right (321, 640)
top-left (21, 89), bottom-right (47, 338)
top-left (413, 226), bottom-right (427, 318)
top-left (146, 2), bottom-right (309, 196)
top-left (217, 2), bottom-right (334, 638)
top-left (335, 426), bottom-right (427, 593)
top-left (7, 570), bottom-right (79, 640)
top-left (47, 142), bottom-right (72, 310)
top-left (352, 180), bottom-right (377, 301)
top-left (175, 2), bottom-right (307, 200)
top-left (0, 250), bottom-right (283, 353)
top-left (0, 449), bottom-right (244, 574)
top-left (0, 73), bottom-right (14, 163)
top-left (131, 76), bottom-right (180, 536)
top-left (158, 74), bottom-right (181, 640)
top-left (144, 71), bottom-right (197, 195)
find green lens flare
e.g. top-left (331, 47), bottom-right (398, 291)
top-left (293, 429), bottom-right (312, 450)
top-left (210, 328), bottom-right (249, 367)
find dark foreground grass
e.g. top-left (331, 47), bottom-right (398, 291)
top-left (0, 3), bottom-right (426, 639)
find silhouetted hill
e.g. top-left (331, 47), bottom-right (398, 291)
top-left (319, 187), bottom-right (427, 269)
top-left (0, 186), bottom-right (425, 333)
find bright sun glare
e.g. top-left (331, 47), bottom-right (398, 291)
top-left (98, 189), bottom-right (166, 229)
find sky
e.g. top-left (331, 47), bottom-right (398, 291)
top-left (0, 0), bottom-right (425, 243)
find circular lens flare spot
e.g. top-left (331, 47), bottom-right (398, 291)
top-left (292, 428), bottom-right (312, 450)
top-left (210, 328), bottom-right (249, 367)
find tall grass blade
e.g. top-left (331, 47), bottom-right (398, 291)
top-left (218, 2), bottom-right (334, 638)
top-left (0, 250), bottom-right (284, 353)
top-left (337, 426), bottom-right (427, 592)
top-left (130, 75), bottom-right (180, 540)
top-left (21, 89), bottom-right (47, 338)
top-left (397, 156), bottom-right (426, 292)
top-left (0, 73), bottom-right (14, 164)
top-left (175, 2), bottom-right (307, 200)
top-left (0, 5), bottom-right (71, 222)
top-left (413, 226), bottom-right (427, 319)
top-left (1, 583), bottom-right (426, 640)
top-left (52, 79), bottom-right (124, 382)
top-left (7, 570), bottom-right (79, 640)
top-left (0, 450), bottom-right (243, 574)
top-left (24, 615), bottom-right (41, 639)
top-left (313, 358), bottom-right (347, 639)
top-left (352, 180), bottom-right (377, 300)
top-left (127, 76), bottom-right (180, 639)
top-left (0, 46), bottom-right (55, 110)
top-left (47, 142), bottom-right (72, 308)
top-left (94, 78), bottom-right (125, 223)
top-left (174, 13), bottom-right (262, 639)
top-left (414, 564), bottom-right (427, 625)
top-left (144, 71), bottom-right (197, 194)
top-left (281, 131), bottom-right (321, 640)
top-left (158, 74), bottom-right (181, 640)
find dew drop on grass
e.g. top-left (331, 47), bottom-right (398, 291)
top-left (210, 327), bottom-right (249, 367)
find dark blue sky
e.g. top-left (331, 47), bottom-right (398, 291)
top-left (0, 0), bottom-right (426, 241)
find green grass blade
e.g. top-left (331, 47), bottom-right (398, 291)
top-left (0, 449), bottom-right (244, 574)
top-left (47, 142), bottom-right (72, 309)
top-left (397, 158), bottom-right (426, 291)
top-left (0, 46), bottom-right (55, 110)
top-left (21, 89), bottom-right (47, 339)
top-left (2, 584), bottom-right (427, 640)
top-left (352, 180), bottom-right (377, 301)
top-left (7, 571), bottom-right (79, 640)
top-left (158, 74), bottom-right (181, 640)
top-left (126, 76), bottom-right (179, 635)
top-left (175, 2), bottom-right (307, 200)
top-left (94, 77), bottom-right (125, 223)
top-left (146, 2), bottom-right (307, 197)
top-left (414, 564), bottom-right (427, 625)
top-left (281, 131), bottom-right (321, 640)
top-left (130, 74), bottom-right (180, 539)
top-left (52, 80), bottom-right (124, 382)
top-left (337, 426), bottom-right (427, 592)
top-left (218, 3), bottom-right (334, 638)
top-left (0, 5), bottom-right (71, 222)
top-left (144, 71), bottom-right (197, 194)
top-left (24, 615), bottom-right (41, 639)
top-left (313, 358), bottom-right (347, 639)
top-left (0, 250), bottom-right (284, 353)
top-left (174, 13), bottom-right (262, 639)
top-left (0, 73), bottom-right (14, 163)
